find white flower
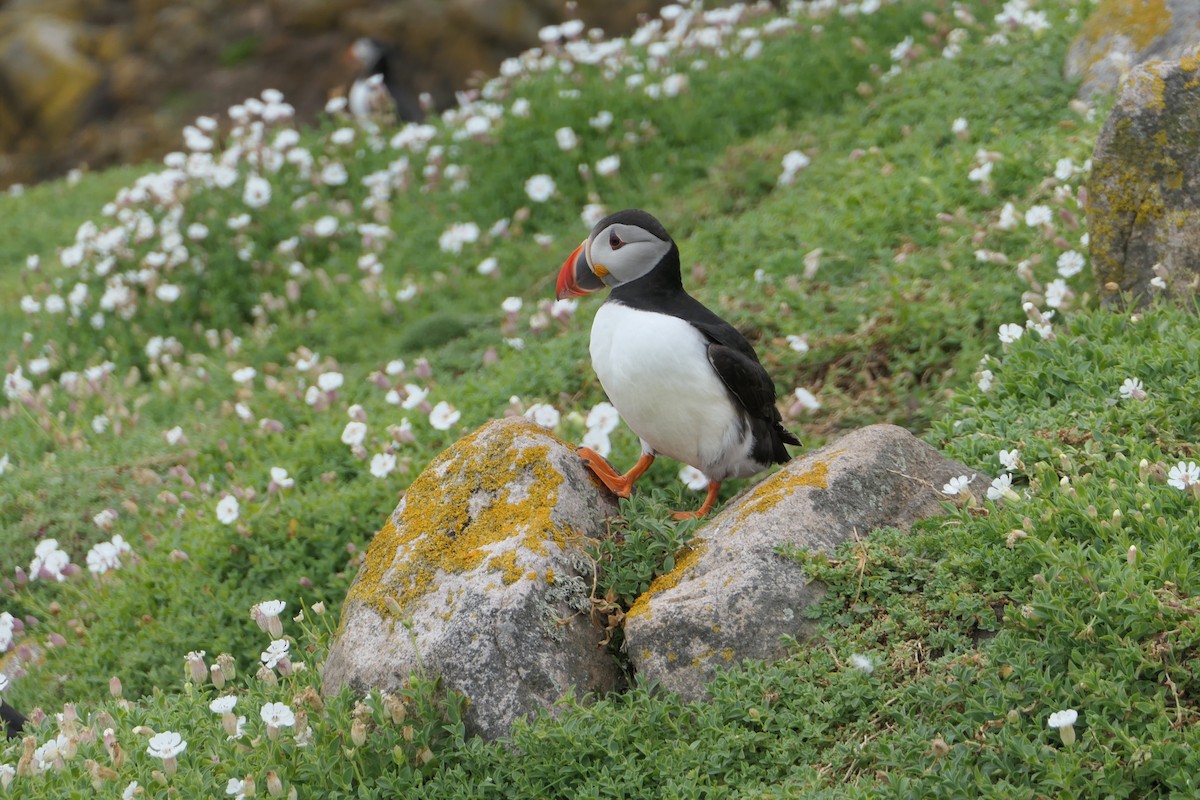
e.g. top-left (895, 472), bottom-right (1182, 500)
top-left (555, 127), bottom-right (578, 151)
top-left (370, 452), bottom-right (397, 478)
top-left (501, 296), bottom-right (523, 314)
top-left (242, 174), bottom-right (272, 208)
top-left (429, 401), bottom-right (461, 431)
top-left (792, 387), bottom-right (821, 411)
top-left (0, 673), bottom-right (9, 693)
top-left (998, 323), bottom-right (1023, 344)
top-left (155, 284), bottom-right (181, 303)
top-left (1168, 461), bottom-right (1200, 491)
top-left (321, 162), bottom-right (348, 186)
top-left (590, 110), bottom-right (613, 129)
top-left (477, 257), bottom-right (499, 276)
top-left (210, 696), bottom-right (238, 714)
top-left (1056, 250), bottom-right (1085, 278)
top-left (341, 421), bottom-right (368, 447)
top-left (1119, 378), bottom-right (1146, 401)
top-left (402, 384), bottom-right (429, 410)
top-left (595, 155), bottom-right (621, 177)
top-left (216, 495), bottom-right (240, 525)
top-left (146, 731), bottom-right (187, 760)
top-left (317, 371), bottom-right (344, 391)
top-left (260, 702), bottom-right (295, 728)
top-left (581, 428), bottom-right (611, 457)
top-left (1044, 278), bottom-right (1069, 308)
top-left (942, 474), bottom-right (974, 496)
top-left (1054, 158), bottom-right (1074, 182)
top-left (438, 221), bottom-right (481, 254)
top-left (998, 449), bottom-right (1021, 471)
top-left (226, 778), bottom-right (245, 796)
top-left (0, 453), bottom-right (9, 475)
top-left (786, 335), bottom-right (809, 355)
top-left (525, 403), bottom-right (561, 429)
top-left (977, 369), bottom-right (994, 392)
top-left (582, 203), bottom-right (607, 228)
top-left (1150, 276), bottom-right (1167, 289)
top-left (313, 216), bottom-right (339, 237)
top-left (679, 465), bottom-right (709, 491)
top-left (1047, 708), bottom-right (1078, 745)
top-left (586, 402), bottom-right (620, 434)
top-left (1024, 205), bottom-right (1052, 227)
top-left (986, 473), bottom-right (1015, 501)
top-left (30, 538), bottom-right (70, 582)
top-left (232, 366), bottom-right (257, 384)
top-left (1047, 708), bottom-right (1077, 729)
top-left (270, 467), bottom-right (294, 489)
top-left (261, 639), bottom-right (290, 670)
top-left (951, 117), bottom-right (969, 136)
top-left (255, 600), bottom-right (286, 619)
top-left (87, 541), bottom-right (122, 575)
top-left (525, 174), bottom-right (556, 203)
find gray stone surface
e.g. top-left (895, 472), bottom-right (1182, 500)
top-left (1089, 55), bottom-right (1200, 307)
top-left (323, 417), bottom-right (622, 740)
top-left (1065, 0), bottom-right (1200, 99)
top-left (624, 424), bottom-right (987, 701)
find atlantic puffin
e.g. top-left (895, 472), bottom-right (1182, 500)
top-left (556, 209), bottom-right (800, 519)
top-left (345, 38), bottom-right (424, 123)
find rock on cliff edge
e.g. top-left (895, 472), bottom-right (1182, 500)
top-left (323, 417), bottom-right (621, 740)
top-left (623, 424), bottom-right (987, 701)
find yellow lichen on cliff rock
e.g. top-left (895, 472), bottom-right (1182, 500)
top-left (346, 420), bottom-right (566, 617)
top-left (1080, 0), bottom-right (1172, 52)
top-left (626, 541), bottom-right (709, 620)
top-left (737, 459), bottom-right (831, 519)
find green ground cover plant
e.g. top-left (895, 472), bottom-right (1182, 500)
top-left (3, 0), bottom-right (1198, 796)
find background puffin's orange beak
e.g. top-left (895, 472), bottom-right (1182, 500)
top-left (556, 240), bottom-right (604, 299)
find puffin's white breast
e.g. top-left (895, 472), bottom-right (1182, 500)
top-left (589, 302), bottom-right (758, 481)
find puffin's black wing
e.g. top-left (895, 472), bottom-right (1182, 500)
top-left (690, 317), bottom-right (801, 465)
top-left (2, 700), bottom-right (25, 739)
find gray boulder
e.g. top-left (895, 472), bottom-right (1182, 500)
top-left (624, 424), bottom-right (987, 701)
top-left (323, 417), bottom-right (622, 739)
top-left (1089, 55), bottom-right (1200, 307)
top-left (1065, 0), bottom-right (1200, 99)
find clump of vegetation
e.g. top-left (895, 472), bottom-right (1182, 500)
top-left (3, 0), bottom-right (1198, 797)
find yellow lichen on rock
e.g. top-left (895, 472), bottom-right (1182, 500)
top-left (737, 459), bottom-right (831, 520)
top-left (626, 541), bottom-right (709, 620)
top-left (1079, 0), bottom-right (1172, 52)
top-left (346, 420), bottom-right (567, 616)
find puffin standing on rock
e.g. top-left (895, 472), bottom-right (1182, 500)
top-left (556, 209), bottom-right (800, 519)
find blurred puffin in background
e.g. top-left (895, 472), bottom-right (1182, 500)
top-left (557, 209), bottom-right (800, 519)
top-left (2, 699), bottom-right (25, 740)
top-left (344, 37), bottom-right (424, 123)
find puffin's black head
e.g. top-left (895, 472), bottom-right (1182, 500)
top-left (556, 209), bottom-right (676, 299)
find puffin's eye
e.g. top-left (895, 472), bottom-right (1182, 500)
top-left (609, 231), bottom-right (624, 250)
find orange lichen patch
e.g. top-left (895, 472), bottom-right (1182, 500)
top-left (346, 420), bottom-right (565, 616)
top-left (626, 541), bottom-right (709, 620)
top-left (736, 459), bottom-right (832, 520)
top-left (1079, 0), bottom-right (1172, 52)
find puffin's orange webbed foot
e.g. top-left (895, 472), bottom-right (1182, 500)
top-left (671, 481), bottom-right (721, 521)
top-left (576, 448), bottom-right (654, 499)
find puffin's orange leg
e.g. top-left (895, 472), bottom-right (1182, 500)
top-left (672, 481), bottom-right (721, 521)
top-left (577, 448), bottom-right (655, 498)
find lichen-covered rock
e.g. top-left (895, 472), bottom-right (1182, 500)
top-left (1065, 0), bottom-right (1200, 98)
top-left (1088, 53), bottom-right (1200, 307)
top-left (323, 417), bottom-right (621, 740)
top-left (624, 425), bottom-right (987, 701)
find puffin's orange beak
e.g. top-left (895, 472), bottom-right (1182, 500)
top-left (556, 239), bottom-right (604, 299)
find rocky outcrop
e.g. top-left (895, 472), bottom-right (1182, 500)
top-left (0, 0), bottom-right (669, 189)
top-left (323, 417), bottom-right (622, 740)
top-left (1088, 54), bottom-right (1200, 308)
top-left (1065, 0), bottom-right (1200, 98)
top-left (623, 425), bottom-right (987, 701)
